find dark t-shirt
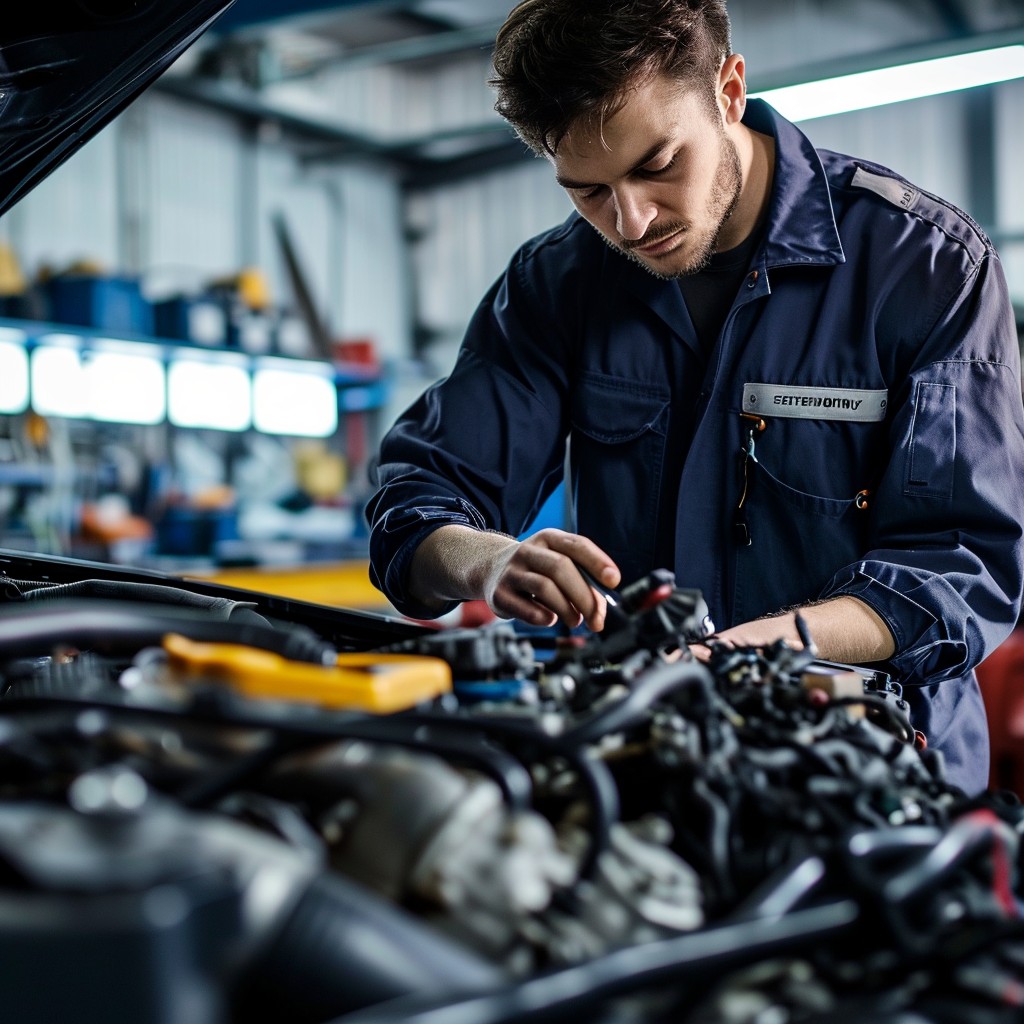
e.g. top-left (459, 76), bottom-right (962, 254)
top-left (678, 228), bottom-right (763, 357)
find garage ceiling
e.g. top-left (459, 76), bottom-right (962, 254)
top-left (157, 0), bottom-right (1024, 188)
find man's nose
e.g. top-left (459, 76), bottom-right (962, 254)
top-left (613, 186), bottom-right (657, 240)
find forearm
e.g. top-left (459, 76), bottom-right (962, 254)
top-left (407, 525), bottom-right (517, 611)
top-left (709, 595), bottom-right (896, 664)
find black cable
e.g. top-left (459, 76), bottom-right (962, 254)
top-left (0, 692), bottom-right (537, 813)
top-left (0, 599), bottom-right (336, 664)
top-left (11, 577), bottom-right (265, 623)
top-left (562, 657), bottom-right (715, 746)
top-left (327, 899), bottom-right (860, 1024)
top-left (177, 731), bottom-right (316, 808)
top-left (283, 713), bottom-right (537, 812)
top-left (0, 695), bottom-right (610, 868)
top-left (883, 815), bottom-right (1013, 907)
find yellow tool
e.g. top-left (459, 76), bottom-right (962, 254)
top-left (163, 633), bottom-right (451, 713)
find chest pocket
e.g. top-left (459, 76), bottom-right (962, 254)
top-left (569, 371), bottom-right (670, 581)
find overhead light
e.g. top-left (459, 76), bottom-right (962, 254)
top-left (30, 337), bottom-right (87, 419)
top-left (84, 341), bottom-right (166, 426)
top-left (252, 358), bottom-right (338, 438)
top-left (168, 352), bottom-right (252, 432)
top-left (753, 44), bottom-right (1024, 122)
top-left (0, 329), bottom-right (30, 414)
top-left (31, 335), bottom-right (166, 425)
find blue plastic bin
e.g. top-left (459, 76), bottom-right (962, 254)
top-left (48, 275), bottom-right (154, 335)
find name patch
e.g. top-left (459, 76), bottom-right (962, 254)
top-left (851, 166), bottom-right (919, 212)
top-left (743, 383), bottom-right (888, 422)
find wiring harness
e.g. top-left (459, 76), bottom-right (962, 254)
top-left (0, 566), bottom-right (1021, 1024)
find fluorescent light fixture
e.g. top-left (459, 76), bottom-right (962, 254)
top-left (753, 44), bottom-right (1024, 122)
top-left (252, 358), bottom-right (338, 438)
top-left (31, 339), bottom-right (87, 419)
top-left (83, 342), bottom-right (166, 425)
top-left (31, 336), bottom-right (166, 424)
top-left (168, 354), bottom-right (252, 432)
top-left (0, 330), bottom-right (30, 414)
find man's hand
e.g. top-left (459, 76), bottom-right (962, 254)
top-left (408, 525), bottom-right (621, 631)
top-left (691, 595), bottom-right (896, 665)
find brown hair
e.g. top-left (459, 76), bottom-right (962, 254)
top-left (491, 0), bottom-right (732, 155)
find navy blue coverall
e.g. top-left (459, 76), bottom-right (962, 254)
top-left (367, 100), bottom-right (1024, 794)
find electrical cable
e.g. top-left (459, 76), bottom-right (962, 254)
top-left (562, 657), bottom-right (715, 746)
top-left (0, 599), bottom-right (336, 664)
top-left (3, 690), bottom-right (618, 879)
top-left (327, 899), bottom-right (861, 1024)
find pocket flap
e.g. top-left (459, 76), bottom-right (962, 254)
top-left (571, 371), bottom-right (670, 443)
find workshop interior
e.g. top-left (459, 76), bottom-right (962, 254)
top-left (4, 1), bottom-right (1024, 1022)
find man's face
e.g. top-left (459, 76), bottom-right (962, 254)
top-left (552, 74), bottom-right (744, 279)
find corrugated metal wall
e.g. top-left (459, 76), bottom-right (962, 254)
top-left (2, 123), bottom-right (121, 273)
top-left (265, 53), bottom-right (498, 143)
top-left (146, 94), bottom-right (244, 280)
top-left (407, 161), bottom-right (571, 368)
top-left (732, 0), bottom-right (951, 75)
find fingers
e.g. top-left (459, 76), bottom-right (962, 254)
top-left (689, 642), bottom-right (712, 663)
top-left (537, 529), bottom-right (621, 590)
top-left (490, 529), bottom-right (620, 631)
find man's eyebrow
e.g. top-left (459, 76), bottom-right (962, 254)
top-left (555, 138), bottom-right (673, 190)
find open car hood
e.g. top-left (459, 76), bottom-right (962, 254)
top-left (0, 0), bottom-right (233, 219)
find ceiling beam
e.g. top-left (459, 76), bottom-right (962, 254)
top-left (305, 21), bottom-right (501, 70)
top-left (157, 23), bottom-right (1024, 193)
top-left (923, 0), bottom-right (974, 36)
top-left (211, 0), bottom-right (410, 33)
top-left (399, 138), bottom-right (535, 190)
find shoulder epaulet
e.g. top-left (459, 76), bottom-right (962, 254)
top-left (850, 165), bottom-right (920, 213)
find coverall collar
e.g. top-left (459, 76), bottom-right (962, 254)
top-left (743, 99), bottom-right (846, 270)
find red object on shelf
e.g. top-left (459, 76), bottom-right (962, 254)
top-left (976, 628), bottom-right (1024, 795)
top-left (333, 337), bottom-right (380, 373)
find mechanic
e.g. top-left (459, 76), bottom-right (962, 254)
top-left (366, 0), bottom-right (1024, 794)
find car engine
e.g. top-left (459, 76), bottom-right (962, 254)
top-left (0, 553), bottom-right (1022, 1024)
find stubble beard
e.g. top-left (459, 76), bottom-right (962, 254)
top-left (600, 133), bottom-right (744, 281)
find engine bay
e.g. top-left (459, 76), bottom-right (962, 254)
top-left (0, 552), bottom-right (1021, 1024)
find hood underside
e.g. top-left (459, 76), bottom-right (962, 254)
top-left (0, 0), bottom-right (234, 219)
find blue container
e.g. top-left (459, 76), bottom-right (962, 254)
top-left (154, 295), bottom-right (229, 346)
top-left (48, 275), bottom-right (154, 335)
top-left (156, 506), bottom-right (239, 557)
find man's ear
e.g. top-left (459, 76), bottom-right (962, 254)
top-left (718, 53), bottom-right (747, 125)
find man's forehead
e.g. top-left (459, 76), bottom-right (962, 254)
top-left (556, 77), bottom-right (709, 155)
top-left (551, 86), bottom-right (710, 177)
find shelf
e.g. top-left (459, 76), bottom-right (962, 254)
top-left (0, 316), bottom-right (390, 435)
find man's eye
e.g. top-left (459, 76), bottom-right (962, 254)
top-left (644, 155), bottom-right (677, 176)
top-left (574, 185), bottom-right (606, 200)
